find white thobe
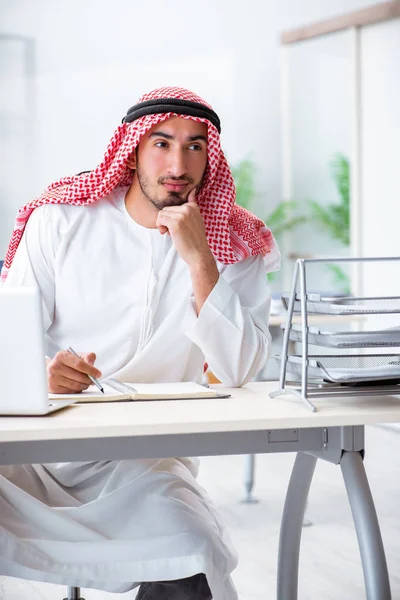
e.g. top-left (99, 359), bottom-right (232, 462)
top-left (0, 187), bottom-right (279, 598)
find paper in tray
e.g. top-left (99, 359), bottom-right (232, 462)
top-left (284, 324), bottom-right (400, 348)
top-left (281, 294), bottom-right (400, 315)
top-left (274, 354), bottom-right (400, 384)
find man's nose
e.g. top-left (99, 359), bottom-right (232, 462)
top-left (168, 149), bottom-right (188, 177)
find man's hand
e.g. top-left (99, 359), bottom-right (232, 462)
top-left (156, 189), bottom-right (219, 314)
top-left (46, 351), bottom-right (102, 394)
top-left (156, 189), bottom-right (215, 269)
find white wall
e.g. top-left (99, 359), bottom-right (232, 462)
top-left (0, 0), bottom-right (381, 259)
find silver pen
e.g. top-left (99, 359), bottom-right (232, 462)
top-left (67, 346), bottom-right (104, 394)
top-left (105, 378), bottom-right (137, 395)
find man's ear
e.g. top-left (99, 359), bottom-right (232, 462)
top-left (126, 152), bottom-right (137, 169)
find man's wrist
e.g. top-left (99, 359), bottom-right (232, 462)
top-left (188, 251), bottom-right (218, 276)
top-left (188, 251), bottom-right (219, 315)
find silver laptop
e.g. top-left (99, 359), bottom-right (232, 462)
top-left (0, 287), bottom-right (75, 415)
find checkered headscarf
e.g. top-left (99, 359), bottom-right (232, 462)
top-left (1, 87), bottom-right (279, 282)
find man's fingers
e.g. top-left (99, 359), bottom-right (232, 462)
top-left (50, 384), bottom-right (75, 394)
top-left (157, 212), bottom-right (180, 235)
top-left (47, 351), bottom-right (102, 394)
top-left (160, 203), bottom-right (198, 214)
top-left (80, 352), bottom-right (96, 366)
top-left (58, 350), bottom-right (102, 378)
top-left (53, 375), bottom-right (89, 393)
top-left (156, 212), bottom-right (175, 231)
top-left (48, 361), bottom-right (94, 385)
top-left (48, 377), bottom-right (89, 394)
top-left (188, 188), bottom-right (197, 203)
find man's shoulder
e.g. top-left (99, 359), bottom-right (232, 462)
top-left (25, 202), bottom-right (86, 233)
top-left (28, 186), bottom-right (125, 225)
top-left (30, 201), bottom-right (82, 218)
top-left (28, 196), bottom-right (112, 226)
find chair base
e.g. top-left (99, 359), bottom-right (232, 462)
top-left (63, 587), bottom-right (85, 600)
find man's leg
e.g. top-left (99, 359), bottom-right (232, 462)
top-left (136, 573), bottom-right (212, 600)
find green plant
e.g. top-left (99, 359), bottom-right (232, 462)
top-left (231, 158), bottom-right (306, 237)
top-left (230, 159), bottom-right (256, 211)
top-left (264, 200), bottom-right (307, 239)
top-left (326, 264), bottom-right (351, 295)
top-left (263, 201), bottom-right (308, 283)
top-left (306, 153), bottom-right (350, 291)
top-left (231, 154), bottom-right (351, 292)
top-left (307, 153), bottom-right (350, 245)
top-left (231, 158), bottom-right (306, 284)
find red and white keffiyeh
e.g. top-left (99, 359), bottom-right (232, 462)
top-left (1, 87), bottom-right (278, 282)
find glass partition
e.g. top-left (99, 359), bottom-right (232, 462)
top-left (280, 29), bottom-right (352, 295)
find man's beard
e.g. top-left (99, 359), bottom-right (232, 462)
top-left (136, 164), bottom-right (194, 211)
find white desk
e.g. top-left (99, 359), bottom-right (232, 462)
top-left (1, 381), bottom-right (399, 600)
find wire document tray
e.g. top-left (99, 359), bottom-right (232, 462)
top-left (270, 256), bottom-right (400, 411)
top-left (281, 294), bottom-right (400, 315)
top-left (274, 354), bottom-right (400, 384)
top-left (284, 324), bottom-right (400, 348)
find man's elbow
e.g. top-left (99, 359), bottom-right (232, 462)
top-left (218, 338), bottom-right (271, 388)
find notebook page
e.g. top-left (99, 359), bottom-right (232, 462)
top-left (130, 382), bottom-right (217, 397)
top-left (49, 383), bottom-right (128, 401)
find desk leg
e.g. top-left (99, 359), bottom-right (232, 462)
top-left (340, 451), bottom-right (391, 600)
top-left (277, 452), bottom-right (317, 600)
top-left (242, 454), bottom-right (259, 503)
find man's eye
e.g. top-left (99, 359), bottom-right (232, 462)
top-left (155, 141), bottom-right (168, 148)
top-left (189, 144), bottom-right (203, 151)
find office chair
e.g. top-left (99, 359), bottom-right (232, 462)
top-left (63, 588), bottom-right (85, 600)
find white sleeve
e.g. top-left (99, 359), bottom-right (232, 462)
top-left (183, 255), bottom-right (273, 387)
top-left (1, 206), bottom-right (56, 333)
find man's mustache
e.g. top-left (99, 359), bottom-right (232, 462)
top-left (158, 176), bottom-right (194, 184)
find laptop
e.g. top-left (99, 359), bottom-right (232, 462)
top-left (0, 287), bottom-right (75, 415)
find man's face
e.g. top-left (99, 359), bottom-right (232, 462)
top-left (128, 116), bottom-right (208, 210)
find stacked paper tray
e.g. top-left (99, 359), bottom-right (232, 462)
top-left (281, 294), bottom-right (400, 315)
top-left (274, 354), bottom-right (400, 384)
top-left (284, 324), bottom-right (400, 348)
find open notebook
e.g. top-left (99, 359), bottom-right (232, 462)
top-left (49, 379), bottom-right (230, 403)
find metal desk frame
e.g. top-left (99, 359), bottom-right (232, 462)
top-left (0, 420), bottom-right (391, 600)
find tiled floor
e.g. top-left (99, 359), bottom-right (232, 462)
top-left (1, 425), bottom-right (399, 599)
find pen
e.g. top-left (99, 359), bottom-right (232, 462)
top-left (105, 378), bottom-right (137, 395)
top-left (67, 346), bottom-right (104, 394)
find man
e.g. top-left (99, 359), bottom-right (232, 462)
top-left (0, 87), bottom-right (279, 599)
